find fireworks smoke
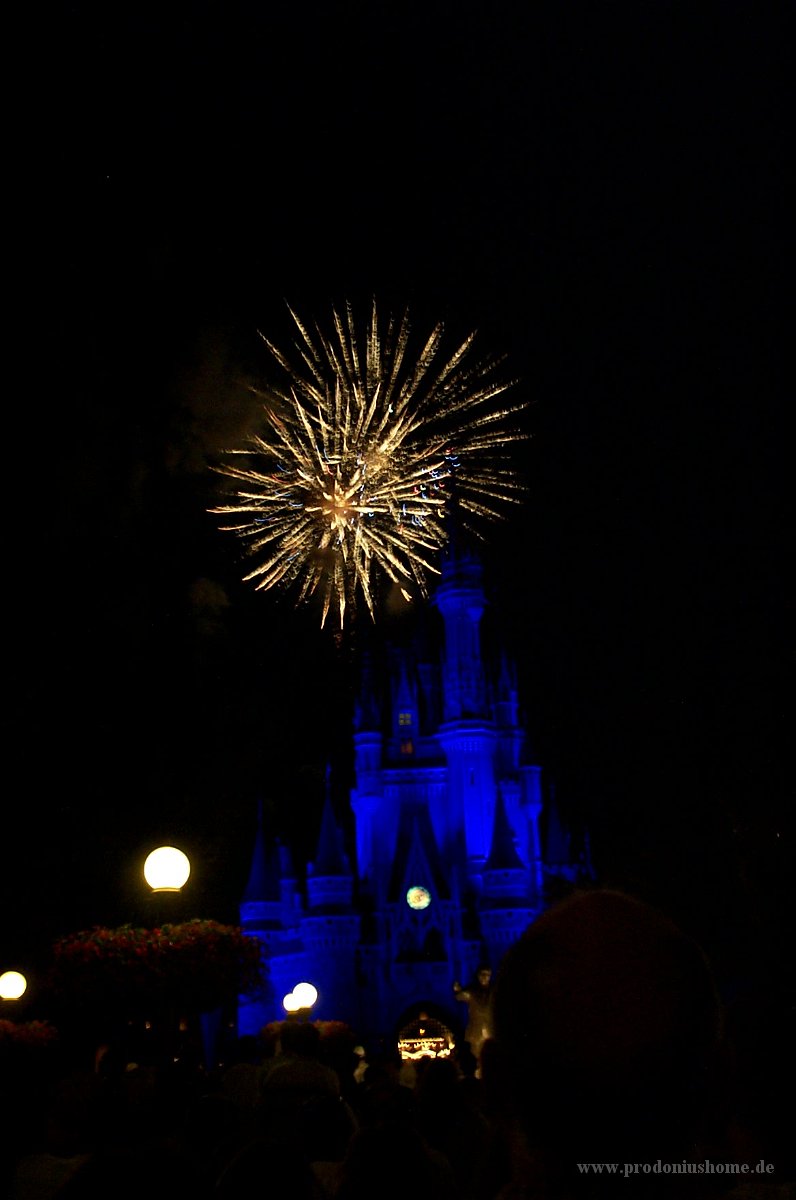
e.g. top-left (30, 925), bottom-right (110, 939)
top-left (211, 301), bottom-right (526, 627)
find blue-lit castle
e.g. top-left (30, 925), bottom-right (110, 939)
top-left (238, 544), bottom-right (591, 1046)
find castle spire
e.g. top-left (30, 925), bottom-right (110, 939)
top-left (542, 786), bottom-right (571, 869)
top-left (313, 768), bottom-right (350, 876)
top-left (242, 797), bottom-right (280, 903)
top-left (484, 789), bottom-right (525, 872)
top-left (480, 790), bottom-right (536, 962)
top-left (305, 768), bottom-right (356, 927)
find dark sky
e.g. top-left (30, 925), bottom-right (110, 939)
top-left (6, 3), bottom-right (789, 997)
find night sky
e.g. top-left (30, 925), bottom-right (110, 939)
top-left (6, 4), bottom-right (789, 1004)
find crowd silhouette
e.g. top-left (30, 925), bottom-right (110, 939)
top-left (3, 889), bottom-right (792, 1199)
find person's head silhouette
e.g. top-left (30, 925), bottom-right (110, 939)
top-left (483, 889), bottom-right (724, 1185)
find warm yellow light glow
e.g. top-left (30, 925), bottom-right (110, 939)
top-left (283, 992), bottom-right (300, 1013)
top-left (143, 846), bottom-right (191, 892)
top-left (399, 1038), bottom-right (454, 1061)
top-left (0, 970), bottom-right (27, 999)
top-left (406, 885), bottom-right (431, 910)
top-left (292, 981), bottom-right (318, 1009)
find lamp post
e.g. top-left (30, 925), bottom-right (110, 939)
top-left (143, 845), bottom-right (191, 929)
top-left (135, 844), bottom-right (257, 1073)
top-left (138, 846), bottom-right (194, 1067)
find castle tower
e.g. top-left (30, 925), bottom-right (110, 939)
top-left (351, 646), bottom-right (385, 883)
top-left (434, 547), bottom-right (498, 876)
top-left (434, 547), bottom-right (488, 722)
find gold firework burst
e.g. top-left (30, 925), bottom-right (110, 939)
top-left (211, 300), bottom-right (527, 627)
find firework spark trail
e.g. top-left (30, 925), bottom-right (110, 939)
top-left (211, 301), bottom-right (527, 627)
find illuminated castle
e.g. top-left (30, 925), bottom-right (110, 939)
top-left (238, 544), bottom-right (591, 1046)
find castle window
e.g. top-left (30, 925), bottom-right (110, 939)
top-left (398, 711), bottom-right (413, 726)
top-left (423, 928), bottom-right (447, 960)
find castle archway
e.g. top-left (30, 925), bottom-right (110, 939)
top-left (395, 1002), bottom-right (458, 1062)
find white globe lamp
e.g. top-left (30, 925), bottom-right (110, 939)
top-left (144, 846), bottom-right (191, 893)
top-left (292, 981), bottom-right (318, 1010)
top-left (0, 970), bottom-right (27, 1000)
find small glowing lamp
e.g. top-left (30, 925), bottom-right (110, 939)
top-left (283, 992), bottom-right (301, 1013)
top-left (292, 982), bottom-right (318, 1009)
top-left (144, 846), bottom-right (191, 893)
top-left (0, 970), bottom-right (27, 1000)
top-left (406, 885), bottom-right (431, 911)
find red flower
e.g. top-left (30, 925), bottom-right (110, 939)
top-left (49, 920), bottom-right (265, 1018)
top-left (0, 1019), bottom-right (59, 1048)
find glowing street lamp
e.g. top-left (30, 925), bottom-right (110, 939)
top-left (143, 846), bottom-right (191, 893)
top-left (292, 982), bottom-right (318, 1010)
top-left (139, 846), bottom-right (199, 1066)
top-left (283, 981), bottom-right (318, 1015)
top-left (0, 970), bottom-right (27, 1000)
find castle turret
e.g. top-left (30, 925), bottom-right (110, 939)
top-left (435, 546), bottom-right (498, 874)
top-left (238, 799), bottom-right (303, 1035)
top-left (240, 798), bottom-right (277, 929)
top-left (479, 790), bottom-right (537, 965)
top-left (542, 784), bottom-right (574, 891)
top-left (302, 777), bottom-right (360, 1022)
top-left (306, 779), bottom-right (354, 911)
top-left (542, 787), bottom-right (596, 895)
top-left (494, 652), bottom-right (525, 774)
top-left (434, 548), bottom-right (488, 721)
top-left (351, 646), bottom-right (385, 882)
top-left (393, 659), bottom-right (419, 757)
top-left (240, 799), bottom-right (300, 934)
